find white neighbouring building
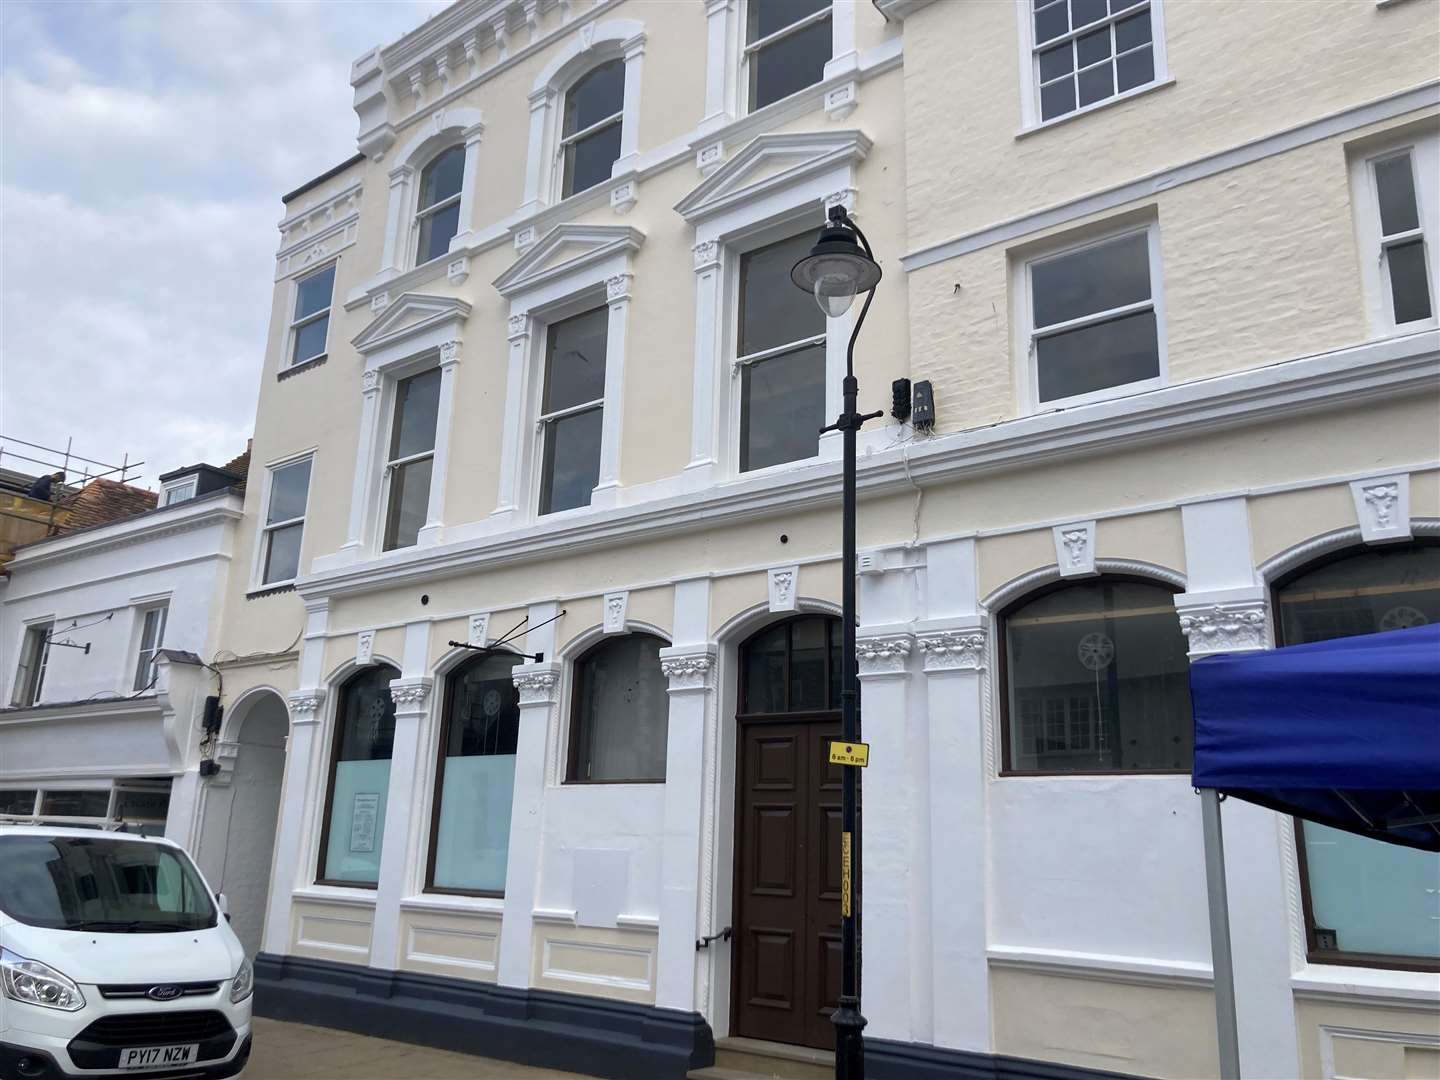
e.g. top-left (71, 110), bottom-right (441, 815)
top-left (0, 458), bottom-right (290, 958)
top-left (216, 1), bottom-right (1439, 1078)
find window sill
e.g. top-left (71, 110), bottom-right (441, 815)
top-left (246, 582), bottom-right (297, 600)
top-left (401, 894), bottom-right (505, 916)
top-left (292, 885), bottom-right (378, 908)
top-left (1028, 375), bottom-right (1167, 416)
top-left (1017, 77), bottom-right (1176, 139)
top-left (278, 354), bottom-right (328, 381)
top-left (1292, 963), bottom-right (1440, 1001)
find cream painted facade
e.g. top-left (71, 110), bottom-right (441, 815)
top-left (214, 1), bottom-right (1440, 1077)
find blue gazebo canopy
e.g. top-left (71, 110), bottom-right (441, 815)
top-left (1190, 623), bottom-right (1440, 851)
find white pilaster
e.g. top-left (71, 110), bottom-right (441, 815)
top-left (451, 122), bottom-right (486, 249)
top-left (854, 629), bottom-right (919, 1042)
top-left (615, 35), bottom-right (646, 174)
top-left (918, 537), bottom-right (991, 1053)
top-left (826, 0), bottom-right (860, 78)
top-left (495, 313), bottom-right (532, 521)
top-left (521, 90), bottom-right (553, 217)
top-left (685, 241), bottom-right (723, 482)
top-left (498, 601), bottom-right (561, 988)
top-left (261, 596), bottom-right (332, 956)
top-left (700, 0), bottom-right (738, 133)
top-left (592, 274), bottom-right (631, 502)
top-left (1177, 497), bottom-right (1300, 1080)
top-left (263, 689), bottom-right (326, 956)
top-left (343, 372), bottom-right (384, 553)
top-left (380, 165), bottom-right (414, 277)
top-left (418, 340), bottom-right (462, 546)
top-left (655, 580), bottom-right (713, 1012)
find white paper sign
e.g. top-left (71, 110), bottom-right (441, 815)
top-left (350, 793), bottom-right (380, 853)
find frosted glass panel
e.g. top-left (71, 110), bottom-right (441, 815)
top-left (1304, 823), bottom-right (1440, 958)
top-left (323, 759), bottom-right (390, 884)
top-left (433, 755), bottom-right (516, 892)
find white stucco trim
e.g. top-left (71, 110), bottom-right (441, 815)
top-left (305, 330), bottom-right (1439, 595)
top-left (521, 20), bottom-right (646, 216)
top-left (347, 294), bottom-right (472, 553)
top-left (904, 80), bottom-right (1440, 272)
top-left (493, 224), bottom-right (644, 521)
top-left (677, 130), bottom-right (870, 484)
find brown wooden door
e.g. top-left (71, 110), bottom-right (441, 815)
top-left (733, 718), bottom-right (843, 1049)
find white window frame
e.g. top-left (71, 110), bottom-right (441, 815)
top-left (252, 451), bottom-right (315, 590)
top-left (558, 60), bottom-right (626, 200)
top-left (1350, 129), bottom-right (1439, 337)
top-left (521, 21), bottom-right (646, 217)
top-left (133, 602), bottom-right (169, 692)
top-left (536, 306), bottom-right (610, 516)
top-left (741, 0), bottom-right (834, 115)
top-left (0, 780), bottom-right (172, 832)
top-left (380, 365), bottom-right (442, 550)
top-left (10, 619), bottom-right (54, 707)
top-left (288, 261), bottom-right (337, 368)
top-left (376, 109), bottom-right (484, 281)
top-left (412, 146), bottom-right (466, 268)
top-left (493, 226), bottom-right (639, 524)
top-left (1016, 0), bottom-right (1171, 131)
top-left (730, 230), bottom-right (832, 477)
top-left (161, 478), bottom-right (197, 506)
top-left (1015, 218), bottom-right (1168, 413)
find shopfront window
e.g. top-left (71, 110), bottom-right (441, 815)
top-left (318, 665), bottom-right (398, 886)
top-left (427, 653), bottom-right (522, 895)
top-left (1276, 542), bottom-right (1440, 967)
top-left (1002, 577), bottom-right (1192, 773)
top-left (568, 634), bottom-right (669, 782)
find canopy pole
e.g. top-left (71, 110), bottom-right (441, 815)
top-left (1201, 788), bottom-right (1242, 1080)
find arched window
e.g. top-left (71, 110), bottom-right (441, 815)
top-left (318, 664), bottom-right (398, 886)
top-left (568, 632), bottom-right (668, 782)
top-left (738, 615), bottom-right (841, 716)
top-left (1275, 541), bottom-right (1440, 967)
top-left (1001, 577), bottom-right (1191, 774)
top-left (427, 652), bottom-right (523, 896)
top-left (414, 145), bottom-right (465, 266)
top-left (561, 60), bottom-right (624, 198)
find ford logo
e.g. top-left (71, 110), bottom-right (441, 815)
top-left (146, 985), bottom-right (183, 1001)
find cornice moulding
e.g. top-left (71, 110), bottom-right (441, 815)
top-left (6, 496), bottom-right (244, 572)
top-left (0, 696), bottom-right (163, 728)
top-left (298, 332), bottom-right (1439, 601)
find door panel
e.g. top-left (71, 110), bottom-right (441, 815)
top-left (734, 718), bottom-right (841, 1049)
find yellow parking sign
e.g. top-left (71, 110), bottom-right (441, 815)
top-left (828, 740), bottom-right (870, 767)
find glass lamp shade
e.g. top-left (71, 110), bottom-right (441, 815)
top-left (791, 226), bottom-right (882, 318)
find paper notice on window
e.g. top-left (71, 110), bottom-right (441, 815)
top-left (349, 793), bottom-right (380, 853)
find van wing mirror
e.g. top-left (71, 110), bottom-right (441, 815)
top-left (216, 892), bottom-right (231, 922)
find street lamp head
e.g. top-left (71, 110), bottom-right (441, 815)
top-left (790, 205), bottom-right (882, 318)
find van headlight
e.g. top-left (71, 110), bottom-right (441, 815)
top-left (229, 957), bottom-right (253, 1003)
top-left (0, 948), bottom-right (85, 1011)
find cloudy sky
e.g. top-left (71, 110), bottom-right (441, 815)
top-left (1, 0), bottom-right (449, 489)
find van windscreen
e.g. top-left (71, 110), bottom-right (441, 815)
top-left (0, 835), bottom-right (216, 932)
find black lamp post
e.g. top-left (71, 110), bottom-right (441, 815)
top-left (791, 204), bottom-right (883, 1080)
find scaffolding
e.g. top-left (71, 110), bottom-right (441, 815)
top-left (0, 434), bottom-right (145, 560)
top-left (0, 433), bottom-right (143, 492)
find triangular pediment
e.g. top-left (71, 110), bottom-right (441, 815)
top-left (494, 223), bottom-right (645, 298)
top-left (351, 292), bottom-right (472, 355)
top-left (675, 130), bottom-right (873, 223)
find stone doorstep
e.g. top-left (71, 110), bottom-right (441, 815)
top-left (689, 1036), bottom-right (836, 1080)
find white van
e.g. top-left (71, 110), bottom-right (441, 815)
top-left (0, 827), bottom-right (252, 1079)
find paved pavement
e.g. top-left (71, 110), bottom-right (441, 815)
top-left (245, 1017), bottom-right (591, 1079)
